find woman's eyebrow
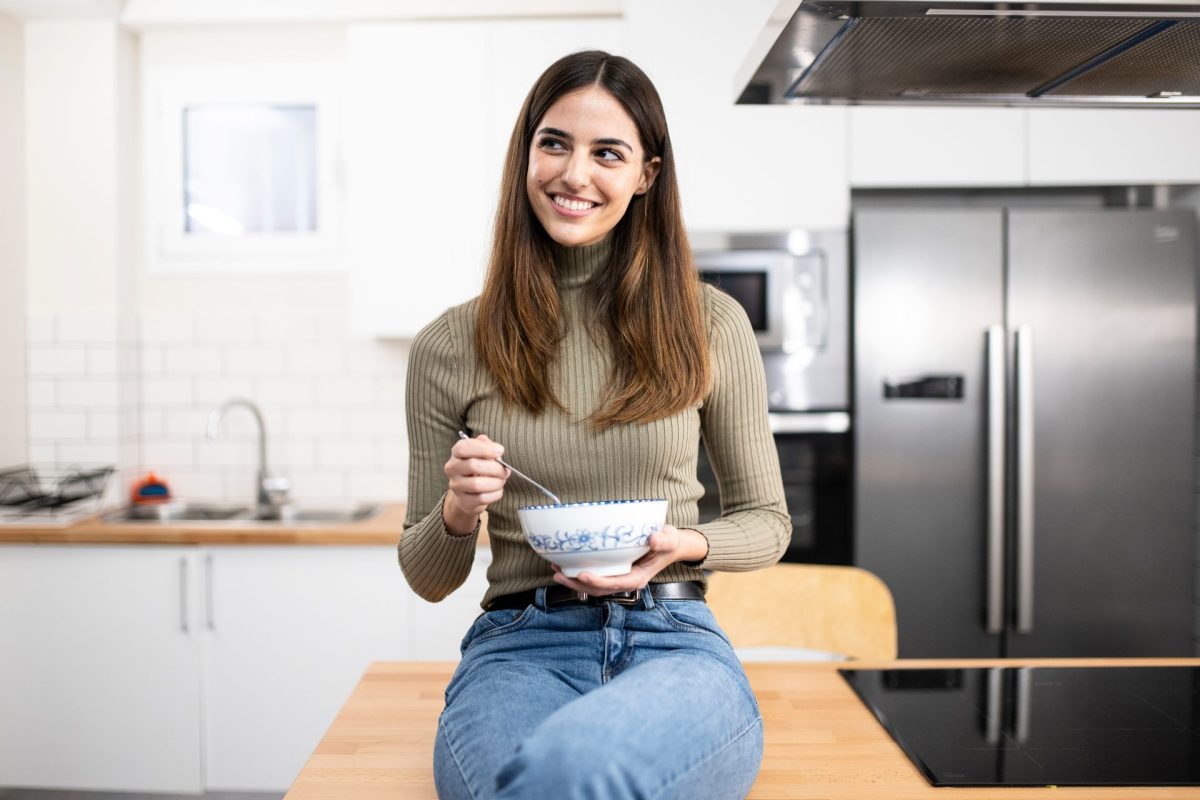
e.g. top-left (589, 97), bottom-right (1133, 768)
top-left (537, 127), bottom-right (634, 153)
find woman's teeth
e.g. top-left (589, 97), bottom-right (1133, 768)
top-left (554, 195), bottom-right (596, 212)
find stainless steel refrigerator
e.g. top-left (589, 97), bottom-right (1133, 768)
top-left (854, 206), bottom-right (1197, 658)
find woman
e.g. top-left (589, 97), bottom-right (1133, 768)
top-left (400, 50), bottom-right (789, 800)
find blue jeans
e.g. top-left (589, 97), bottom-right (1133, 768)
top-left (433, 586), bottom-right (763, 800)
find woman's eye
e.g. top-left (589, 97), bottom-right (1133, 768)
top-left (596, 148), bottom-right (624, 162)
top-left (538, 138), bottom-right (566, 151)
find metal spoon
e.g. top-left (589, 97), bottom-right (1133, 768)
top-left (457, 431), bottom-right (562, 506)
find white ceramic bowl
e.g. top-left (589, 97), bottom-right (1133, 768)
top-left (517, 499), bottom-right (669, 577)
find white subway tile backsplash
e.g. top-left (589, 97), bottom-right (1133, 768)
top-left (284, 468), bottom-right (347, 501)
top-left (140, 408), bottom-right (165, 438)
top-left (28, 347), bottom-right (88, 376)
top-left (196, 314), bottom-right (256, 343)
top-left (345, 408), bottom-right (405, 437)
top-left (56, 314), bottom-right (118, 344)
top-left (284, 408), bottom-right (346, 437)
top-left (315, 314), bottom-right (350, 341)
top-left (87, 410), bottom-right (122, 440)
top-left (344, 341), bottom-right (407, 376)
top-left (193, 377), bottom-right (257, 406)
top-left (165, 345), bottom-right (223, 374)
top-left (166, 469), bottom-right (226, 499)
top-left (376, 437), bottom-right (408, 469)
top-left (143, 377), bottom-right (193, 405)
top-left (58, 379), bottom-right (120, 408)
top-left (254, 375), bottom-right (317, 406)
top-left (141, 315), bottom-right (196, 344)
top-left (142, 440), bottom-right (195, 468)
top-left (26, 316), bottom-right (55, 344)
top-left (376, 378), bottom-right (405, 404)
top-left (257, 314), bottom-right (317, 343)
top-left (87, 346), bottom-right (120, 376)
top-left (225, 344), bottom-right (286, 375)
top-left (141, 345), bottom-right (164, 375)
top-left (27, 310), bottom-right (413, 506)
top-left (314, 376), bottom-right (376, 407)
top-left (27, 379), bottom-right (56, 407)
top-left (272, 439), bottom-right (318, 470)
top-left (29, 411), bottom-right (88, 440)
top-left (164, 409), bottom-right (211, 438)
top-left (317, 439), bottom-right (377, 469)
top-left (347, 470), bottom-right (405, 502)
top-left (284, 344), bottom-right (346, 375)
top-left (55, 443), bottom-right (121, 465)
top-left (27, 444), bottom-right (58, 464)
top-left (194, 439), bottom-right (257, 470)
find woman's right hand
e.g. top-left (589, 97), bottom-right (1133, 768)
top-left (442, 434), bottom-right (510, 535)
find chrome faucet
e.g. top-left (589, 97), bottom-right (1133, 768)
top-left (205, 397), bottom-right (292, 520)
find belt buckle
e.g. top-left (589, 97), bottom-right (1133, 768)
top-left (607, 589), bottom-right (641, 607)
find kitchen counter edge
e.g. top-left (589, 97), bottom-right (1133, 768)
top-left (0, 503), bottom-right (492, 547)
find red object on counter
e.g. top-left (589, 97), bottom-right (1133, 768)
top-left (130, 472), bottom-right (172, 505)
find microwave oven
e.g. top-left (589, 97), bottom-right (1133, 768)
top-left (691, 231), bottom-right (848, 412)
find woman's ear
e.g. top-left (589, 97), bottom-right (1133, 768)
top-left (635, 156), bottom-right (663, 195)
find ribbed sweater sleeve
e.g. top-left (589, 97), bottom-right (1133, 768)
top-left (397, 310), bottom-right (480, 602)
top-left (692, 287), bottom-right (792, 571)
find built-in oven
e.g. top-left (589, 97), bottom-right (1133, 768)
top-left (696, 414), bottom-right (852, 565)
top-left (692, 230), bottom-right (852, 565)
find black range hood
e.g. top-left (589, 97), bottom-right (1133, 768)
top-left (736, 0), bottom-right (1200, 106)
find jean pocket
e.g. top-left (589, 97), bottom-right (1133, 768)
top-left (460, 606), bottom-right (537, 652)
top-left (655, 600), bottom-right (731, 643)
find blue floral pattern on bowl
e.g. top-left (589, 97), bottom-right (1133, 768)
top-left (527, 523), bottom-right (661, 553)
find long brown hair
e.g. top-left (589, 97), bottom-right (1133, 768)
top-left (476, 50), bottom-right (711, 431)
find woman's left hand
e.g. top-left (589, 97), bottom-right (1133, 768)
top-left (551, 524), bottom-right (709, 596)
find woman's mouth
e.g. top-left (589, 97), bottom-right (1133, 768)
top-left (550, 193), bottom-right (599, 218)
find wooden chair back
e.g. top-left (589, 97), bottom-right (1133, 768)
top-left (704, 563), bottom-right (898, 660)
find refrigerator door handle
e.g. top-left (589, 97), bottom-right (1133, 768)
top-left (986, 325), bottom-right (1005, 635)
top-left (1015, 325), bottom-right (1035, 634)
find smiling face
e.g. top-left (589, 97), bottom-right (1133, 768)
top-left (526, 87), bottom-right (662, 248)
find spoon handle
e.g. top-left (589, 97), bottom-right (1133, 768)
top-left (457, 431), bottom-right (562, 506)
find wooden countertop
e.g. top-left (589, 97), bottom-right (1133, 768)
top-left (286, 658), bottom-right (1200, 800)
top-left (0, 503), bottom-right (490, 546)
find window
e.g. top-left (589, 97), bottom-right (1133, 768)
top-left (145, 65), bottom-right (343, 272)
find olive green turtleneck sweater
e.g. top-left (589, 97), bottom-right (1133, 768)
top-left (399, 236), bottom-right (790, 610)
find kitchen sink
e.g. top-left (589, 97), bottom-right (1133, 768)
top-left (102, 502), bottom-right (381, 526)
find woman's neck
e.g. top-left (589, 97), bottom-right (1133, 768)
top-left (551, 236), bottom-right (614, 289)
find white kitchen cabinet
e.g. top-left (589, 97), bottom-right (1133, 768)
top-left (1028, 108), bottom-right (1200, 185)
top-left (0, 542), bottom-right (489, 794)
top-left (624, 0), bottom-right (849, 232)
top-left (345, 19), bottom-right (622, 338)
top-left (201, 545), bottom-right (410, 791)
top-left (849, 106), bottom-right (1027, 188)
top-left (408, 545), bottom-right (493, 660)
top-left (0, 545), bottom-right (204, 793)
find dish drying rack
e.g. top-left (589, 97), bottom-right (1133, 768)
top-left (0, 463), bottom-right (115, 524)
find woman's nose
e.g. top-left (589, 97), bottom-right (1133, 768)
top-left (561, 152), bottom-right (591, 191)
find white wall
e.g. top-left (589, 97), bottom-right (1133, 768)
top-left (124, 25), bottom-right (408, 504)
top-left (137, 25), bottom-right (348, 314)
top-left (23, 19), bottom-right (138, 499)
top-left (0, 12), bottom-right (26, 467)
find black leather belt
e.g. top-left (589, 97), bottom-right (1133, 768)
top-left (487, 580), bottom-right (705, 611)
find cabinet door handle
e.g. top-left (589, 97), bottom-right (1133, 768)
top-left (1015, 325), bottom-right (1035, 634)
top-left (179, 558), bottom-right (189, 634)
top-left (985, 324), bottom-right (1005, 635)
top-left (205, 553), bottom-right (215, 631)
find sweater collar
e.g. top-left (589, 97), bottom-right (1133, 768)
top-left (551, 236), bottom-right (613, 289)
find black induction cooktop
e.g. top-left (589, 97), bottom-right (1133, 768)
top-left (840, 667), bottom-right (1200, 787)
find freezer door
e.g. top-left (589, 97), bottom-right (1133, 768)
top-left (854, 208), bottom-right (1005, 658)
top-left (1006, 208), bottom-right (1196, 657)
